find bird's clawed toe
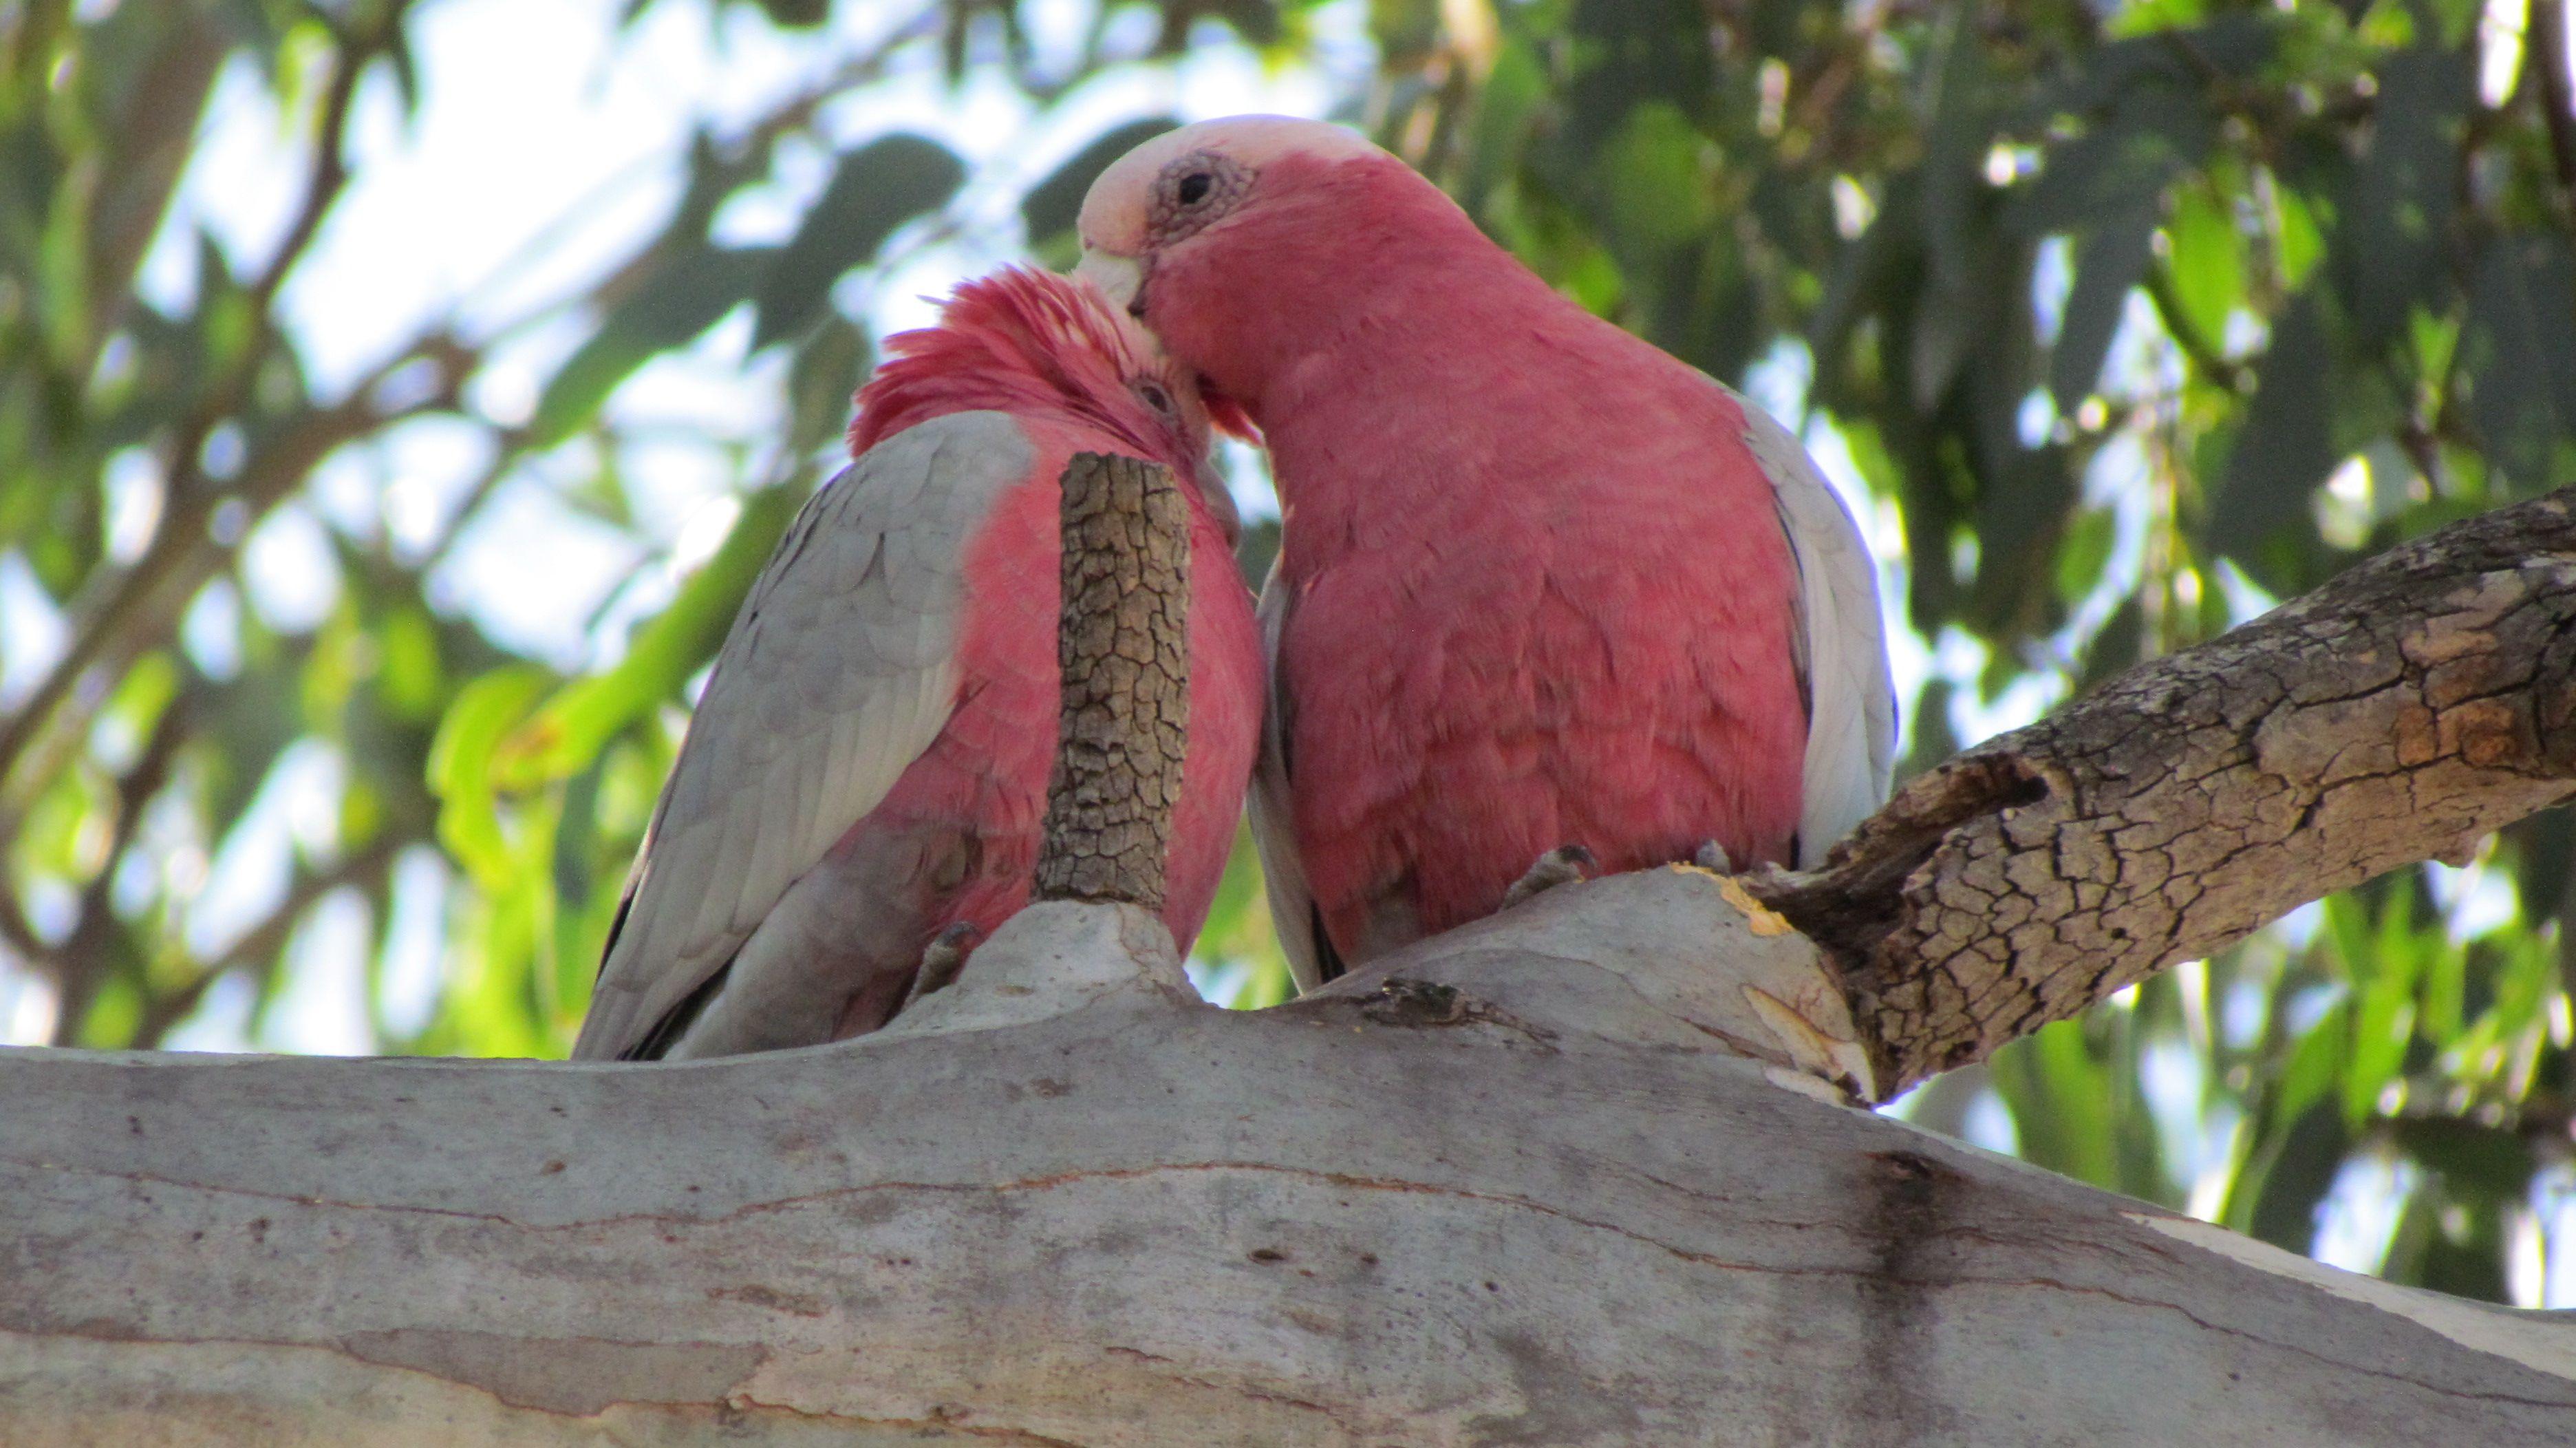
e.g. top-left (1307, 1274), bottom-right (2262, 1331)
top-left (1692, 840), bottom-right (1734, 875)
top-left (900, 922), bottom-right (983, 1014)
top-left (1501, 844), bottom-right (1596, 908)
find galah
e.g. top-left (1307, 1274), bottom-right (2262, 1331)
top-left (1075, 116), bottom-right (1895, 988)
top-left (572, 268), bottom-right (1261, 1060)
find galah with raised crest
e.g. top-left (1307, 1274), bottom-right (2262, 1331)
top-left (574, 268), bottom-right (1260, 1059)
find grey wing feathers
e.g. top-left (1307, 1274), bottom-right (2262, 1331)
top-left (1726, 387), bottom-right (1897, 869)
top-left (570, 411), bottom-right (1037, 1060)
top-left (1247, 557), bottom-right (1331, 992)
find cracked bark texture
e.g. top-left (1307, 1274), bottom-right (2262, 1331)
top-left (1759, 486), bottom-right (2576, 1095)
top-left (1033, 451), bottom-right (1189, 913)
top-left (5, 869), bottom-right (2574, 1445)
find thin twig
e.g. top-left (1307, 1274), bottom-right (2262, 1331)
top-left (2530, 1), bottom-right (2576, 236)
top-left (39, 691), bottom-right (192, 1040)
top-left (0, 873), bottom-right (45, 967)
top-left (0, 348), bottom-right (466, 819)
top-left (0, 7), bottom-right (409, 807)
top-left (129, 838), bottom-right (402, 1050)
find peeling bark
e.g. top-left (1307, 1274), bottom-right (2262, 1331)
top-left (1759, 486), bottom-right (2576, 1094)
top-left (1035, 451), bottom-right (1190, 913)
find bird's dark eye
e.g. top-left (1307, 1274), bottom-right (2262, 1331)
top-left (1151, 153), bottom-right (1238, 239)
top-left (1139, 383), bottom-right (1173, 414)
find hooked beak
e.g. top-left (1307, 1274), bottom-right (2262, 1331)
top-left (1074, 246), bottom-right (1147, 317)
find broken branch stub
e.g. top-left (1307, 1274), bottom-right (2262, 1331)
top-left (1033, 451), bottom-right (1190, 913)
top-left (1759, 486), bottom-right (2576, 1096)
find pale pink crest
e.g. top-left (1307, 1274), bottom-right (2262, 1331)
top-left (848, 266), bottom-right (1211, 474)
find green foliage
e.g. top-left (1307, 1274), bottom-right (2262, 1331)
top-left (494, 482), bottom-right (797, 793)
top-left (1370, 0), bottom-right (2575, 1299)
top-left (751, 134), bottom-right (965, 349)
top-left (1021, 116), bottom-right (1180, 262)
top-left (530, 244), bottom-right (774, 450)
top-left (2, 0), bottom-right (2569, 1306)
top-left (0, 0), bottom-right (1300, 1063)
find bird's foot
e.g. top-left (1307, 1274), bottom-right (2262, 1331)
top-left (899, 922), bottom-right (982, 1013)
top-left (1691, 840), bottom-right (1734, 875)
top-left (1501, 844), bottom-right (1596, 908)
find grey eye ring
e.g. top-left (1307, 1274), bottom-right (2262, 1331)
top-left (1150, 151), bottom-right (1249, 242)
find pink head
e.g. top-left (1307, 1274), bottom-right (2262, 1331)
top-left (1073, 116), bottom-right (1506, 425)
top-left (850, 266), bottom-right (1238, 539)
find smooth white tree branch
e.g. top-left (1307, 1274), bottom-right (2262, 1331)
top-left (5, 871), bottom-right (2572, 1445)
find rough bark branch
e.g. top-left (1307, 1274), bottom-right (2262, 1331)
top-left (1033, 451), bottom-right (1189, 913)
top-left (1757, 486), bottom-right (2576, 1096)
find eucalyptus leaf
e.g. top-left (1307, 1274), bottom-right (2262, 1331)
top-left (530, 245), bottom-right (772, 449)
top-left (2212, 292), bottom-right (2334, 560)
top-left (1021, 118), bottom-right (1179, 249)
top-left (750, 134), bottom-right (965, 350)
top-left (2051, 205), bottom-right (2156, 409)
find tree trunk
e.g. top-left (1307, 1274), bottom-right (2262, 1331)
top-left (6, 487), bottom-right (2576, 1445)
top-left (4, 872), bottom-right (2573, 1445)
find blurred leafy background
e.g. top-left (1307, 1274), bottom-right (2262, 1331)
top-left (1, 0), bottom-right (2571, 1306)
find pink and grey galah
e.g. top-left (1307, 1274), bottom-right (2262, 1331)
top-left (1075, 115), bottom-right (1896, 988)
top-left (572, 268), bottom-right (1261, 1060)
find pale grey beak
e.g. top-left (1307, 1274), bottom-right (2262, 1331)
top-left (1074, 247), bottom-right (1146, 315)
